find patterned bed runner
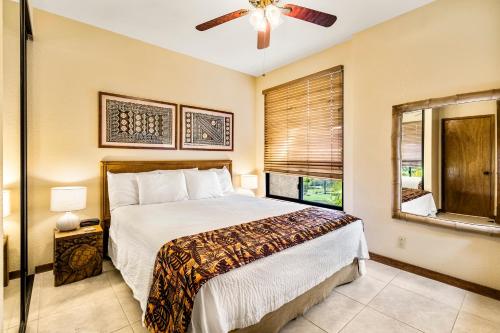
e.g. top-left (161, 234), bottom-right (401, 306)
top-left (144, 207), bottom-right (359, 333)
top-left (402, 187), bottom-right (431, 203)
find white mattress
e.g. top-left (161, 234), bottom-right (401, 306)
top-left (402, 193), bottom-right (438, 217)
top-left (109, 194), bottom-right (369, 333)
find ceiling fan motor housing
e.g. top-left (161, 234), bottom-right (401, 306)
top-left (250, 0), bottom-right (277, 9)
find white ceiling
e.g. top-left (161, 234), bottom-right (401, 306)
top-left (31, 0), bottom-right (434, 76)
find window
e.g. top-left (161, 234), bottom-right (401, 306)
top-left (264, 66), bottom-right (344, 210)
top-left (268, 173), bottom-right (300, 199)
top-left (266, 173), bottom-right (343, 209)
top-left (401, 118), bottom-right (423, 167)
top-left (303, 176), bottom-right (342, 207)
top-left (401, 111), bottom-right (424, 181)
top-left (401, 166), bottom-right (423, 177)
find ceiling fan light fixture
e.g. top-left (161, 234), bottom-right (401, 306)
top-left (265, 4), bottom-right (283, 29)
top-left (249, 7), bottom-right (267, 32)
top-left (195, 1), bottom-right (337, 50)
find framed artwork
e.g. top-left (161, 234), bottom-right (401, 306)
top-left (99, 92), bottom-right (177, 150)
top-left (180, 105), bottom-right (234, 151)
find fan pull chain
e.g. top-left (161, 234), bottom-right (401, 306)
top-left (261, 47), bottom-right (268, 77)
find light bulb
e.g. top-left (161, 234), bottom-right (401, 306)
top-left (249, 8), bottom-right (266, 31)
top-left (265, 4), bottom-right (282, 29)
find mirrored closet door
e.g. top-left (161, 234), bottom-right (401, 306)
top-left (3, 0), bottom-right (22, 330)
top-left (3, 187), bottom-right (21, 330)
top-left (3, 0), bottom-right (33, 331)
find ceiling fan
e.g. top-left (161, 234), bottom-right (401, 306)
top-left (195, 0), bottom-right (337, 50)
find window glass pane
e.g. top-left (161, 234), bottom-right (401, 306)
top-left (303, 177), bottom-right (342, 207)
top-left (401, 166), bottom-right (423, 177)
top-left (269, 173), bottom-right (299, 199)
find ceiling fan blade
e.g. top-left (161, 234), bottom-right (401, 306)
top-left (257, 20), bottom-right (271, 49)
top-left (196, 9), bottom-right (249, 31)
top-left (282, 4), bottom-right (337, 27)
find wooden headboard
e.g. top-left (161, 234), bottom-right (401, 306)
top-left (100, 160), bottom-right (232, 225)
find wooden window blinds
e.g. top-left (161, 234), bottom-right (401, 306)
top-left (401, 120), bottom-right (423, 166)
top-left (264, 65), bottom-right (344, 179)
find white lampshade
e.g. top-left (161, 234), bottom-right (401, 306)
top-left (3, 190), bottom-right (11, 218)
top-left (241, 175), bottom-right (258, 190)
top-left (50, 187), bottom-right (87, 212)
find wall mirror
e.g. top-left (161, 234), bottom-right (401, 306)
top-left (4, 0), bottom-right (33, 331)
top-left (392, 89), bottom-right (500, 236)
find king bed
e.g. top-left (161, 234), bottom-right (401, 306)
top-left (400, 177), bottom-right (437, 217)
top-left (100, 160), bottom-right (369, 333)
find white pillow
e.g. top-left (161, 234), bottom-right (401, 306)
top-left (136, 171), bottom-right (188, 205)
top-left (209, 167), bottom-right (234, 194)
top-left (184, 170), bottom-right (223, 200)
top-left (107, 172), bottom-right (141, 211)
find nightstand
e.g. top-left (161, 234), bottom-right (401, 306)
top-left (53, 225), bottom-right (103, 286)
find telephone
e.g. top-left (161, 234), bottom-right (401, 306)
top-left (80, 218), bottom-right (100, 227)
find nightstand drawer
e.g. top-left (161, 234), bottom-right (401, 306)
top-left (53, 226), bottom-right (103, 286)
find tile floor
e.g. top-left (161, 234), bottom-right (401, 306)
top-left (3, 278), bottom-right (21, 331)
top-left (3, 259), bottom-right (500, 333)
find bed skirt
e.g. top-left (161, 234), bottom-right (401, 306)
top-left (231, 259), bottom-right (361, 333)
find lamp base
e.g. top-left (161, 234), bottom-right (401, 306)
top-left (56, 212), bottom-right (80, 231)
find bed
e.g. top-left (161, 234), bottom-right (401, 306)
top-left (401, 188), bottom-right (438, 217)
top-left (100, 160), bottom-right (369, 333)
top-left (400, 177), bottom-right (437, 217)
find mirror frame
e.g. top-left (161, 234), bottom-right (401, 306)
top-left (392, 89), bottom-right (500, 237)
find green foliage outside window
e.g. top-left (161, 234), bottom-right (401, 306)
top-left (401, 166), bottom-right (423, 177)
top-left (303, 177), bottom-right (342, 207)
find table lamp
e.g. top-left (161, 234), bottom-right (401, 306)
top-left (50, 186), bottom-right (87, 231)
top-left (3, 190), bottom-right (11, 218)
top-left (239, 175), bottom-right (258, 197)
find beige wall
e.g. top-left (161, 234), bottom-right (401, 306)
top-left (256, 0), bottom-right (500, 289)
top-left (423, 108), bottom-right (439, 203)
top-left (3, 0), bottom-right (19, 274)
top-left (439, 100), bottom-right (497, 119)
top-left (3, 2), bottom-right (257, 272)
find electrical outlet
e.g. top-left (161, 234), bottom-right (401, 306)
top-left (398, 236), bottom-right (407, 249)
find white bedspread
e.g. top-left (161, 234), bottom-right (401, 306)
top-left (402, 193), bottom-right (438, 217)
top-left (109, 194), bottom-right (369, 333)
